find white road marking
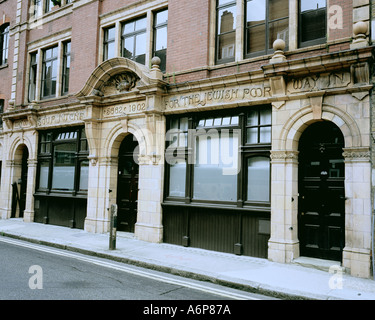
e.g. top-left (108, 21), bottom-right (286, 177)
top-left (0, 236), bottom-right (259, 300)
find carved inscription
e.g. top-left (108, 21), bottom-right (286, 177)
top-left (37, 111), bottom-right (85, 127)
top-left (165, 83), bottom-right (272, 111)
top-left (287, 72), bottom-right (351, 94)
top-left (102, 102), bottom-right (146, 117)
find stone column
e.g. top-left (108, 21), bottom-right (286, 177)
top-left (84, 157), bottom-right (115, 233)
top-left (342, 147), bottom-right (372, 278)
top-left (268, 150), bottom-right (300, 263)
top-left (135, 155), bottom-right (164, 243)
top-left (0, 160), bottom-right (15, 219)
top-left (23, 159), bottom-right (38, 223)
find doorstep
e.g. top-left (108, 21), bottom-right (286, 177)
top-left (292, 257), bottom-right (345, 273)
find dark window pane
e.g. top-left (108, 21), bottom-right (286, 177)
top-left (169, 159), bottom-right (186, 197)
top-left (218, 32), bottom-right (236, 60)
top-left (39, 161), bottom-right (50, 189)
top-left (269, 0), bottom-right (289, 20)
top-left (301, 9), bottom-right (326, 42)
top-left (193, 133), bottom-right (238, 201)
top-left (268, 18), bottom-right (289, 49)
top-left (52, 143), bottom-right (76, 190)
top-left (79, 160), bottom-right (89, 191)
top-left (247, 157), bottom-right (270, 202)
top-left (218, 6), bottom-right (236, 33)
top-left (246, 24), bottom-right (266, 54)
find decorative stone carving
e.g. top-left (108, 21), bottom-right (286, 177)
top-left (104, 72), bottom-right (140, 94)
top-left (270, 39), bottom-right (287, 63)
top-left (343, 147), bottom-right (370, 161)
top-left (351, 62), bottom-right (369, 85)
top-left (350, 21), bottom-right (369, 49)
top-left (306, 91), bottom-right (325, 120)
top-left (270, 150), bottom-right (299, 162)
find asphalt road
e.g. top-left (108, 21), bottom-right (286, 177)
top-left (0, 237), bottom-right (276, 302)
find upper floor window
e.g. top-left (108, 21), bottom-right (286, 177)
top-left (153, 9), bottom-right (168, 72)
top-left (0, 99), bottom-right (4, 129)
top-left (299, 0), bottom-right (326, 47)
top-left (31, 0), bottom-right (71, 17)
top-left (61, 41), bottom-right (71, 95)
top-left (245, 0), bottom-right (289, 58)
top-left (28, 52), bottom-right (38, 102)
top-left (45, 0), bottom-right (54, 13)
top-left (216, 0), bottom-right (236, 63)
top-left (41, 46), bottom-right (58, 99)
top-left (103, 26), bottom-right (115, 61)
top-left (122, 16), bottom-right (147, 65)
top-left (0, 24), bottom-right (9, 65)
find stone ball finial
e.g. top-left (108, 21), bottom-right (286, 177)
top-left (273, 39), bottom-right (286, 52)
top-left (151, 56), bottom-right (161, 69)
top-left (353, 21), bottom-right (368, 37)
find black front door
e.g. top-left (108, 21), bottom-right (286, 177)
top-left (117, 134), bottom-right (139, 232)
top-left (19, 148), bottom-right (29, 218)
top-left (298, 121), bottom-right (345, 261)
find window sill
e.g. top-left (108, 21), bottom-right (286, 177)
top-left (0, 63), bottom-right (8, 70)
top-left (162, 200), bottom-right (270, 213)
top-left (34, 191), bottom-right (87, 199)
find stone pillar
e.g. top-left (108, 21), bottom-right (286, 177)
top-left (135, 155), bottom-right (164, 243)
top-left (268, 150), bottom-right (300, 263)
top-left (84, 157), bottom-right (114, 233)
top-left (342, 147), bottom-right (372, 278)
top-left (0, 160), bottom-right (14, 219)
top-left (23, 159), bottom-right (38, 223)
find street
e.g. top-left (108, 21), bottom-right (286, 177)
top-left (0, 237), bottom-right (276, 301)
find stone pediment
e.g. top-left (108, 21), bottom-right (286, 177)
top-left (76, 57), bottom-right (157, 99)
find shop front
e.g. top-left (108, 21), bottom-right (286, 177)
top-left (1, 48), bottom-right (373, 278)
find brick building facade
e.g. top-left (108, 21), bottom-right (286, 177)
top-left (0, 0), bottom-right (374, 279)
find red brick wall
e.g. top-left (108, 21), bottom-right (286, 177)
top-left (167, 0), bottom-right (210, 74)
top-left (329, 0), bottom-right (353, 42)
top-left (69, 1), bottom-right (100, 93)
top-left (0, 0), bottom-right (17, 111)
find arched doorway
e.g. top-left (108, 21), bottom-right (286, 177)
top-left (298, 121), bottom-right (345, 261)
top-left (11, 146), bottom-right (28, 218)
top-left (117, 134), bottom-right (139, 232)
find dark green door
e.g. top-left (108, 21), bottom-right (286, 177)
top-left (298, 122), bottom-right (345, 261)
top-left (117, 134), bottom-right (139, 232)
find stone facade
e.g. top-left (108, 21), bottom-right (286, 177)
top-left (0, 0), bottom-right (374, 279)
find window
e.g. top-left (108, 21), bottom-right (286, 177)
top-left (246, 107), bottom-right (272, 144)
top-left (0, 99), bottom-right (4, 129)
top-left (32, 0), bottom-right (42, 18)
top-left (103, 26), bottom-right (116, 61)
top-left (216, 0), bottom-right (236, 63)
top-left (41, 46), bottom-right (58, 99)
top-left (153, 9), bottom-right (168, 72)
top-left (165, 106), bottom-right (272, 208)
top-left (0, 24), bottom-right (9, 65)
top-left (61, 41), bottom-right (71, 95)
top-left (28, 52), bottom-right (38, 102)
top-left (45, 0), bottom-right (54, 13)
top-left (299, 0), bottom-right (326, 47)
top-left (245, 0), bottom-right (289, 57)
top-left (37, 127), bottom-right (89, 193)
top-left (121, 16), bottom-right (147, 65)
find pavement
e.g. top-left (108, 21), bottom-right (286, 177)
top-left (0, 218), bottom-right (374, 300)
